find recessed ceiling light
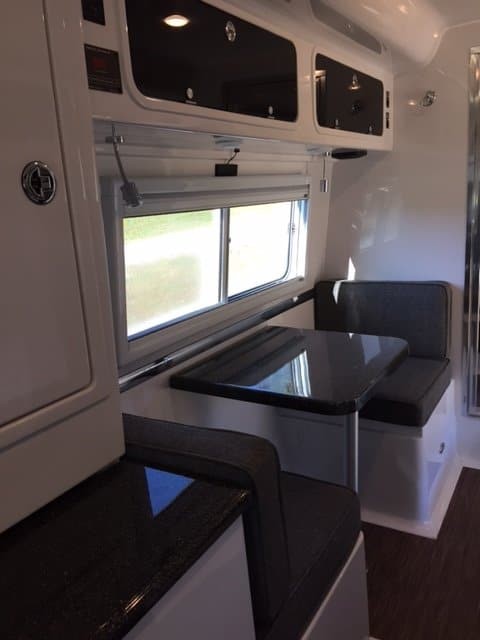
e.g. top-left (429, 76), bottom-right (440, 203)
top-left (163, 14), bottom-right (190, 28)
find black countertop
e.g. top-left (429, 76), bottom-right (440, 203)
top-left (171, 326), bottom-right (409, 414)
top-left (0, 459), bottom-right (249, 640)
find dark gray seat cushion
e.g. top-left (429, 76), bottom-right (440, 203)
top-left (314, 280), bottom-right (451, 359)
top-left (262, 473), bottom-right (360, 640)
top-left (360, 356), bottom-right (451, 427)
top-left (123, 414), bottom-right (290, 627)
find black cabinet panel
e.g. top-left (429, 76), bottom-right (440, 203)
top-left (125, 0), bottom-right (297, 122)
top-left (315, 54), bottom-right (384, 136)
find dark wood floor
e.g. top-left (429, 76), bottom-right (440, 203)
top-left (363, 468), bottom-right (480, 640)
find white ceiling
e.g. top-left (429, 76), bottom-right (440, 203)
top-left (430, 0), bottom-right (480, 27)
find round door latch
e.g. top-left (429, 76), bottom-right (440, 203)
top-left (225, 20), bottom-right (236, 42)
top-left (22, 161), bottom-right (56, 205)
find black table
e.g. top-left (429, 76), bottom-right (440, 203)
top-left (170, 326), bottom-right (409, 491)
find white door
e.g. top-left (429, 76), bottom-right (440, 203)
top-left (0, 4), bottom-right (91, 426)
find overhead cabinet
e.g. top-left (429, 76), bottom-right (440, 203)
top-left (315, 53), bottom-right (384, 136)
top-left (125, 0), bottom-right (298, 122)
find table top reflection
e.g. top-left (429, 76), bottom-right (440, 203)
top-left (170, 326), bottom-right (409, 415)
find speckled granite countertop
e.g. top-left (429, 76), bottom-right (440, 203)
top-left (0, 459), bottom-right (249, 640)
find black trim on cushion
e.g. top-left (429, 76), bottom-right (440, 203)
top-left (360, 357), bottom-right (452, 427)
top-left (123, 414), bottom-right (290, 627)
top-left (314, 280), bottom-right (451, 359)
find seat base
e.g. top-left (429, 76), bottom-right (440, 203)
top-left (361, 455), bottom-right (462, 538)
top-left (359, 381), bottom-right (458, 536)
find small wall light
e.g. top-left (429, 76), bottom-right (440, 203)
top-left (420, 90), bottom-right (437, 107)
top-left (407, 90), bottom-right (437, 108)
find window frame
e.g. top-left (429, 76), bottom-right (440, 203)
top-left (101, 175), bottom-right (310, 374)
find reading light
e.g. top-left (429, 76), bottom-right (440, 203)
top-left (163, 14), bottom-right (189, 28)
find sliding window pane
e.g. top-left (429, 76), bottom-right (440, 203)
top-left (228, 202), bottom-right (292, 297)
top-left (124, 210), bottom-right (221, 337)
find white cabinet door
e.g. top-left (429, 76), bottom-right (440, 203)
top-left (0, 4), bottom-right (91, 426)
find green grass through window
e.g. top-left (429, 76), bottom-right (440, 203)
top-left (124, 210), bottom-right (214, 242)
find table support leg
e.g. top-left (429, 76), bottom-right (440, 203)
top-left (345, 412), bottom-right (359, 492)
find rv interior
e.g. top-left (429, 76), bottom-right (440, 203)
top-left (3, 1), bottom-right (480, 638)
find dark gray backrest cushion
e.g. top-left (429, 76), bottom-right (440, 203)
top-left (123, 414), bottom-right (290, 627)
top-left (314, 281), bottom-right (451, 358)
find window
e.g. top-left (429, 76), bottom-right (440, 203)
top-left (123, 200), bottom-right (303, 338)
top-left (228, 202), bottom-right (293, 297)
top-left (102, 175), bottom-right (309, 372)
top-left (124, 209), bottom-right (222, 337)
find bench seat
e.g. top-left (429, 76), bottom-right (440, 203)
top-left (314, 280), bottom-right (452, 428)
top-left (123, 414), bottom-right (363, 640)
top-left (313, 280), bottom-right (457, 535)
top-left (360, 356), bottom-right (452, 427)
